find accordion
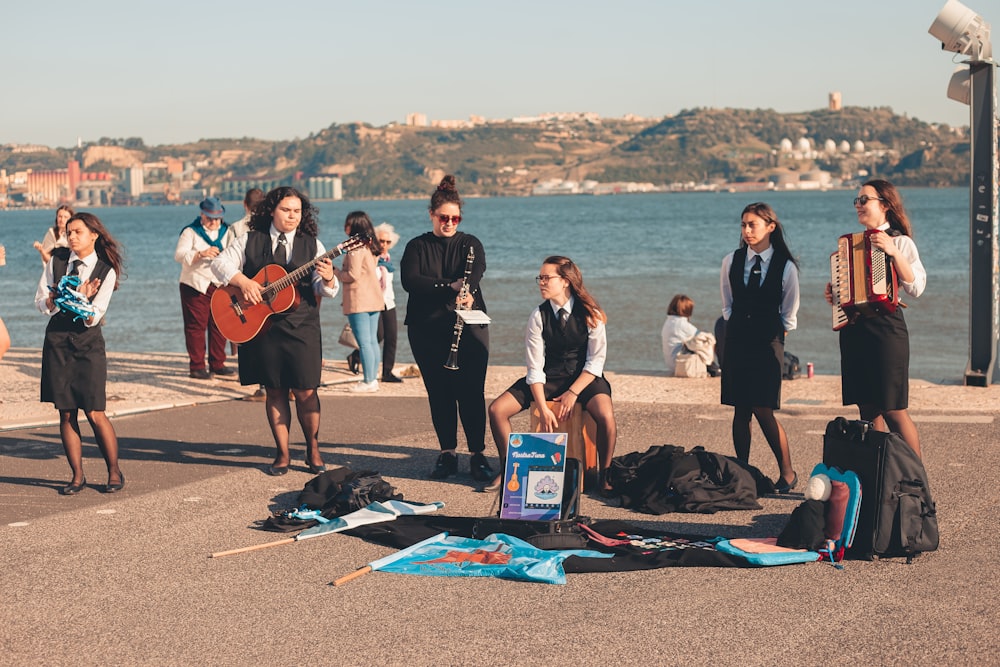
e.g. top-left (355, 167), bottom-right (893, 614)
top-left (830, 229), bottom-right (899, 331)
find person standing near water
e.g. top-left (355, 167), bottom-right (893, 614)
top-left (35, 212), bottom-right (126, 495)
top-left (400, 175), bottom-right (494, 482)
top-left (720, 202), bottom-right (799, 493)
top-left (825, 179), bottom-right (926, 457)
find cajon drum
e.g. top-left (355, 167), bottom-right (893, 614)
top-left (529, 401), bottom-right (598, 490)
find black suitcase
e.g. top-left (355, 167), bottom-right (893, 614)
top-left (822, 417), bottom-right (939, 561)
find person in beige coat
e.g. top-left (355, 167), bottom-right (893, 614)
top-left (336, 211), bottom-right (384, 392)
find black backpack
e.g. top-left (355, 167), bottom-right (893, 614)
top-left (823, 418), bottom-right (939, 562)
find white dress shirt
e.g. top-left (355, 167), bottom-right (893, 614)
top-left (211, 225), bottom-right (339, 298)
top-left (525, 295), bottom-right (608, 385)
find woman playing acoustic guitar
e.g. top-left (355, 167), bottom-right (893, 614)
top-left (211, 186), bottom-right (339, 476)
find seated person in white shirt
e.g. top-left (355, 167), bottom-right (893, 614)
top-left (487, 255), bottom-right (617, 496)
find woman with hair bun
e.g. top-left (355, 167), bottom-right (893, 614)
top-left (400, 175), bottom-right (494, 482)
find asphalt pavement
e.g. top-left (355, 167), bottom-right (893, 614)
top-left (2, 388), bottom-right (997, 666)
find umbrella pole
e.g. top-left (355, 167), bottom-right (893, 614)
top-left (210, 537), bottom-right (296, 558)
top-left (332, 565), bottom-right (373, 586)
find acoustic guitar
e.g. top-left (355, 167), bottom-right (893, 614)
top-left (211, 234), bottom-right (370, 343)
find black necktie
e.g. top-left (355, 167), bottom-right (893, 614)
top-left (748, 255), bottom-right (762, 290)
top-left (70, 259), bottom-right (83, 276)
top-left (557, 307), bottom-right (569, 330)
top-left (274, 233), bottom-right (287, 266)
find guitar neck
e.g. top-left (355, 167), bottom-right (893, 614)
top-left (261, 235), bottom-right (361, 296)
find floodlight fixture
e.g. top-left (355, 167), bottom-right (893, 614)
top-left (946, 65), bottom-right (972, 104)
top-left (928, 0), bottom-right (992, 61)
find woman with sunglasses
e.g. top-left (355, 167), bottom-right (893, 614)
top-left (400, 175), bottom-right (493, 482)
top-left (825, 179), bottom-right (926, 457)
top-left (487, 256), bottom-right (617, 496)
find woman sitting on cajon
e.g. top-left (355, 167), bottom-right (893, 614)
top-left (487, 255), bottom-right (617, 496)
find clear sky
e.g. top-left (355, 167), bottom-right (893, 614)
top-left (2, 0), bottom-right (987, 147)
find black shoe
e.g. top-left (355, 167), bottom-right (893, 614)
top-left (189, 369), bottom-right (212, 380)
top-left (774, 472), bottom-right (798, 494)
top-left (60, 478), bottom-right (87, 495)
top-left (211, 366), bottom-right (236, 377)
top-left (105, 472), bottom-right (126, 494)
top-left (305, 459), bottom-right (327, 475)
top-left (347, 352), bottom-right (360, 375)
top-left (381, 374), bottom-right (403, 383)
top-left (469, 452), bottom-right (495, 482)
top-left (429, 452), bottom-right (458, 479)
top-left (265, 464), bottom-right (289, 476)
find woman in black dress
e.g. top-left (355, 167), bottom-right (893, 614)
top-left (400, 175), bottom-right (493, 482)
top-left (720, 203), bottom-right (800, 492)
top-left (34, 212), bottom-right (126, 494)
top-left (211, 186), bottom-right (339, 475)
top-left (825, 180), bottom-right (926, 456)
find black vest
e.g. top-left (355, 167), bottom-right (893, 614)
top-left (727, 247), bottom-right (788, 343)
top-left (539, 300), bottom-right (589, 378)
top-left (244, 230), bottom-right (319, 327)
top-left (48, 248), bottom-right (112, 332)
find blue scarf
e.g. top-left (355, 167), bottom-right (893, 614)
top-left (184, 217), bottom-right (229, 251)
top-left (378, 256), bottom-right (395, 273)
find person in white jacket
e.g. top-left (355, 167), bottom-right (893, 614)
top-left (661, 294), bottom-right (699, 375)
top-left (174, 197), bottom-right (234, 379)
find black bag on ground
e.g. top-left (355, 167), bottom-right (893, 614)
top-left (262, 468), bottom-right (404, 532)
top-left (473, 458), bottom-right (586, 549)
top-left (782, 352), bottom-right (800, 380)
top-left (823, 417), bottom-right (939, 562)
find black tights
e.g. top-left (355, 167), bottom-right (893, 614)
top-left (731, 405), bottom-right (794, 483)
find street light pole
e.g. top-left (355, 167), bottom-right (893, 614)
top-left (963, 61), bottom-right (999, 386)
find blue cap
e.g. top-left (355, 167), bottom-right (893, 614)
top-left (199, 196), bottom-right (225, 219)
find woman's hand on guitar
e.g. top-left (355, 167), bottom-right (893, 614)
top-left (315, 257), bottom-right (335, 283)
top-left (232, 274), bottom-right (263, 305)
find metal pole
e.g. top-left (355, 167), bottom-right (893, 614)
top-left (964, 61), bottom-right (1000, 386)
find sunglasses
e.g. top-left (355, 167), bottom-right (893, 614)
top-left (436, 214), bottom-right (462, 224)
top-left (378, 238), bottom-right (392, 244)
top-left (853, 195), bottom-right (884, 207)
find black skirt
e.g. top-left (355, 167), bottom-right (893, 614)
top-left (720, 330), bottom-right (784, 409)
top-left (41, 325), bottom-right (107, 411)
top-left (238, 315), bottom-right (322, 389)
top-left (839, 310), bottom-right (909, 410)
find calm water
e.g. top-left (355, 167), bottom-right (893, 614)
top-left (0, 188), bottom-right (974, 382)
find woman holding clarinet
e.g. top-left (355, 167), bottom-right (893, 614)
top-left (400, 175), bottom-right (494, 482)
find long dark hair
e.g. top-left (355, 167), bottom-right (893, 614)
top-left (428, 174), bottom-right (463, 214)
top-left (739, 202), bottom-right (798, 267)
top-left (68, 212), bottom-right (125, 287)
top-left (344, 210), bottom-right (380, 256)
top-left (864, 179), bottom-right (913, 238)
top-left (249, 186), bottom-right (318, 237)
top-left (542, 255), bottom-right (606, 328)
top-left (53, 205), bottom-right (74, 238)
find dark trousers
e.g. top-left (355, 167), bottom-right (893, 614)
top-left (380, 307), bottom-right (397, 377)
top-left (408, 322), bottom-right (488, 453)
top-left (180, 283), bottom-right (227, 371)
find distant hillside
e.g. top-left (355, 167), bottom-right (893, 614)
top-left (1, 107), bottom-right (970, 200)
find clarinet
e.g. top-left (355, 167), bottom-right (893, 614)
top-left (444, 246), bottom-right (475, 371)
